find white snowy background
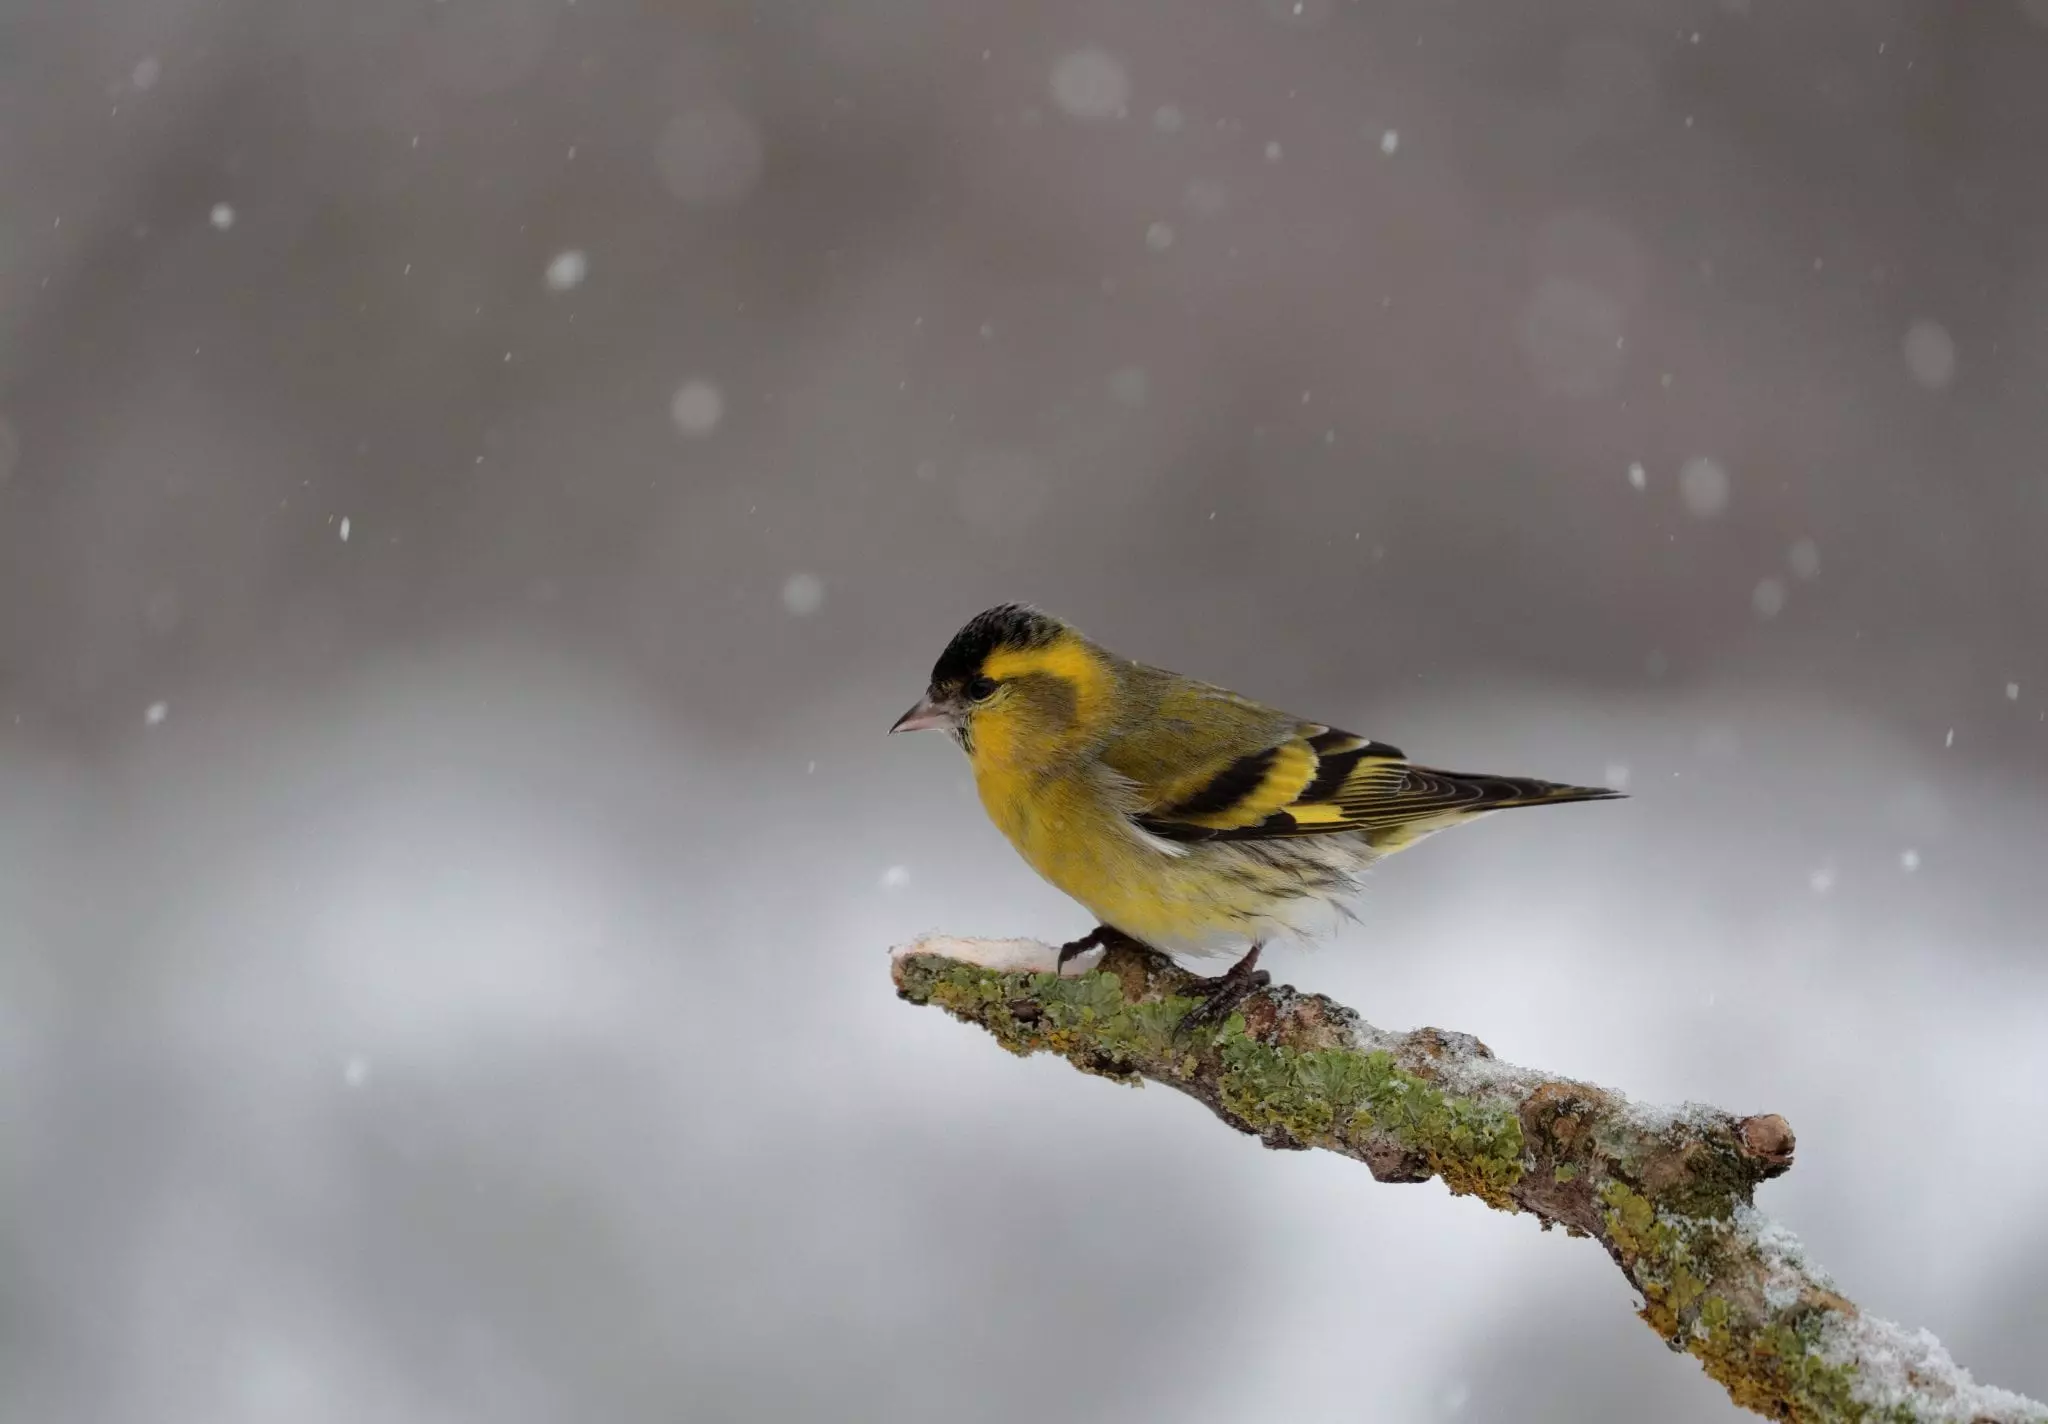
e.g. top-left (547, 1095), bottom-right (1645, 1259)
top-left (3, 2), bottom-right (2046, 1421)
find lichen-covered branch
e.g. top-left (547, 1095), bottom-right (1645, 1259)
top-left (892, 935), bottom-right (2045, 1424)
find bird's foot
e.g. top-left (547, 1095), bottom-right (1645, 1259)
top-left (1055, 924), bottom-right (1143, 976)
top-left (1177, 943), bottom-right (1271, 1032)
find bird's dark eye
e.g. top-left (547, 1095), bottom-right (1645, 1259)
top-left (965, 675), bottom-right (999, 703)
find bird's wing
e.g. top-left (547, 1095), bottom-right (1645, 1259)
top-left (1098, 667), bottom-right (1618, 848)
top-left (1129, 722), bottom-right (1610, 847)
top-left (1115, 716), bottom-right (1410, 840)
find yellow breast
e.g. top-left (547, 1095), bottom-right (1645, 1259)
top-left (971, 759), bottom-right (1301, 955)
top-left (973, 762), bottom-right (1115, 899)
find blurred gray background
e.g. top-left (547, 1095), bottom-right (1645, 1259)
top-left (4, 1), bottom-right (2047, 1420)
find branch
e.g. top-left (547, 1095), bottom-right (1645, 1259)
top-left (891, 935), bottom-right (2045, 1424)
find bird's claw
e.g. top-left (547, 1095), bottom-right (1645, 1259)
top-left (1055, 924), bottom-right (1140, 976)
top-left (1177, 943), bottom-right (1270, 1032)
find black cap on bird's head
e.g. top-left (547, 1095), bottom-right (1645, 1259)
top-left (889, 603), bottom-right (1067, 735)
top-left (929, 604), bottom-right (1064, 687)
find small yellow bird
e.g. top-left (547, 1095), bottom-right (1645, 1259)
top-left (890, 604), bottom-right (1621, 1017)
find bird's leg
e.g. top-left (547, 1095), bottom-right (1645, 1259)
top-left (1054, 927), bottom-right (1108, 975)
top-left (1177, 942), bottom-right (1271, 1031)
top-left (1055, 924), bottom-right (1142, 975)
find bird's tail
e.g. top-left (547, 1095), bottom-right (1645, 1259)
top-left (1364, 767), bottom-right (1623, 854)
top-left (1419, 769), bottom-right (1626, 811)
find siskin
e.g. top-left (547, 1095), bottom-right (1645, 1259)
top-left (890, 604), bottom-right (1621, 1018)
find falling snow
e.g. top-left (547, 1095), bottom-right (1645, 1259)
top-left (544, 249), bottom-right (589, 291)
top-left (338, 516), bottom-right (351, 542)
top-left (1678, 456), bottom-right (1730, 518)
top-left (1900, 849), bottom-right (1921, 872)
top-left (1787, 537), bottom-right (1821, 580)
top-left (1145, 221), bottom-right (1175, 252)
top-left (144, 701), bottom-right (168, 726)
top-left (880, 865), bottom-right (911, 890)
top-left (1902, 319), bottom-right (1957, 390)
top-left (342, 1056), bottom-right (370, 1088)
top-left (209, 203), bottom-right (235, 230)
top-left (1627, 462), bottom-right (1646, 490)
top-left (1049, 48), bottom-right (1130, 121)
top-left (781, 572), bottom-right (824, 616)
top-left (131, 56), bottom-right (161, 91)
top-left (2008, 683), bottom-right (2021, 701)
top-left (670, 380), bottom-right (725, 437)
top-left (1751, 577), bottom-right (1787, 620)
top-left (1380, 129), bottom-right (1400, 154)
top-left (1183, 178), bottom-right (1228, 218)
top-left (1809, 866), bottom-right (1836, 894)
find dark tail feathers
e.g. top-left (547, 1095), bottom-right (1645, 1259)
top-left (1409, 767), bottom-right (1627, 813)
top-left (1356, 766), bottom-right (1619, 854)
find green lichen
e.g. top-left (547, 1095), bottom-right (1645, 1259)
top-left (1695, 1312), bottom-right (1918, 1423)
top-left (1658, 1136), bottom-right (1761, 1223)
top-left (1212, 1032), bottom-right (1524, 1204)
top-left (1601, 1181), bottom-right (1717, 1336)
top-left (1600, 1184), bottom-right (1917, 1423)
top-left (908, 961), bottom-right (1190, 1079)
top-left (900, 956), bottom-right (1526, 1205)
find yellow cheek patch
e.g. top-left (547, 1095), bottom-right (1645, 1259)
top-left (969, 705), bottom-right (1020, 767)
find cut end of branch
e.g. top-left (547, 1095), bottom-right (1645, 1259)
top-left (1736, 1113), bottom-right (1797, 1178)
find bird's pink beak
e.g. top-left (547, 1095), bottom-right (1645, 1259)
top-left (889, 696), bottom-right (951, 734)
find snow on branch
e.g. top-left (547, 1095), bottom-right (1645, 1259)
top-left (891, 935), bottom-right (2045, 1424)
